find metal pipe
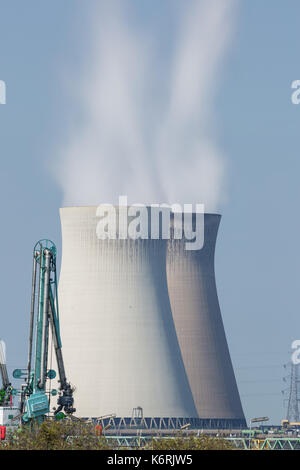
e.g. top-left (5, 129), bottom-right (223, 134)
top-left (48, 299), bottom-right (67, 389)
top-left (27, 252), bottom-right (37, 385)
top-left (38, 248), bottom-right (52, 389)
top-left (0, 341), bottom-right (9, 391)
top-left (34, 245), bottom-right (43, 391)
top-left (0, 364), bottom-right (9, 389)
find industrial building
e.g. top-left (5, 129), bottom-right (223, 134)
top-left (56, 206), bottom-right (245, 429)
top-left (167, 213), bottom-right (246, 429)
top-left (57, 206), bottom-right (197, 422)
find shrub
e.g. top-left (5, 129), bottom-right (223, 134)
top-left (150, 433), bottom-right (234, 450)
top-left (0, 419), bottom-right (112, 450)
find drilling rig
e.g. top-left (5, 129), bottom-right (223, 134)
top-left (13, 240), bottom-right (75, 424)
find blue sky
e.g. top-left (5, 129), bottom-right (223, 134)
top-left (0, 0), bottom-right (299, 425)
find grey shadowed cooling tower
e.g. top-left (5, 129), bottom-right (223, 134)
top-left (57, 206), bottom-right (198, 424)
top-left (166, 213), bottom-right (246, 429)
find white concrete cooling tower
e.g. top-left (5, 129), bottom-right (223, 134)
top-left (166, 213), bottom-right (246, 428)
top-left (58, 206), bottom-right (197, 421)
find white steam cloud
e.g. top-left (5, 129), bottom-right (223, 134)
top-left (54, 0), bottom-right (237, 211)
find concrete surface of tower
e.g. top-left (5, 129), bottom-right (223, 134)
top-left (166, 213), bottom-right (246, 428)
top-left (58, 206), bottom-right (197, 421)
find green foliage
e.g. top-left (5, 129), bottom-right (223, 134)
top-left (0, 421), bottom-right (233, 450)
top-left (0, 386), bottom-right (12, 406)
top-left (0, 419), bottom-right (112, 450)
top-left (150, 433), bottom-right (234, 450)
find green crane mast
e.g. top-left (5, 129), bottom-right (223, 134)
top-left (13, 240), bottom-right (75, 423)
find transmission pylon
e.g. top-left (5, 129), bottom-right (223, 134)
top-left (286, 362), bottom-right (300, 422)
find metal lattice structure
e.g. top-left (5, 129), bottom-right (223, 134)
top-left (286, 363), bottom-right (300, 422)
top-left (98, 415), bottom-right (245, 430)
top-left (103, 435), bottom-right (300, 450)
top-left (226, 437), bottom-right (300, 450)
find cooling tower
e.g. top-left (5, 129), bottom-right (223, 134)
top-left (166, 213), bottom-right (246, 428)
top-left (58, 206), bottom-right (198, 421)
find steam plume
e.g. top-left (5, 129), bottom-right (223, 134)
top-left (54, 0), bottom-right (237, 211)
